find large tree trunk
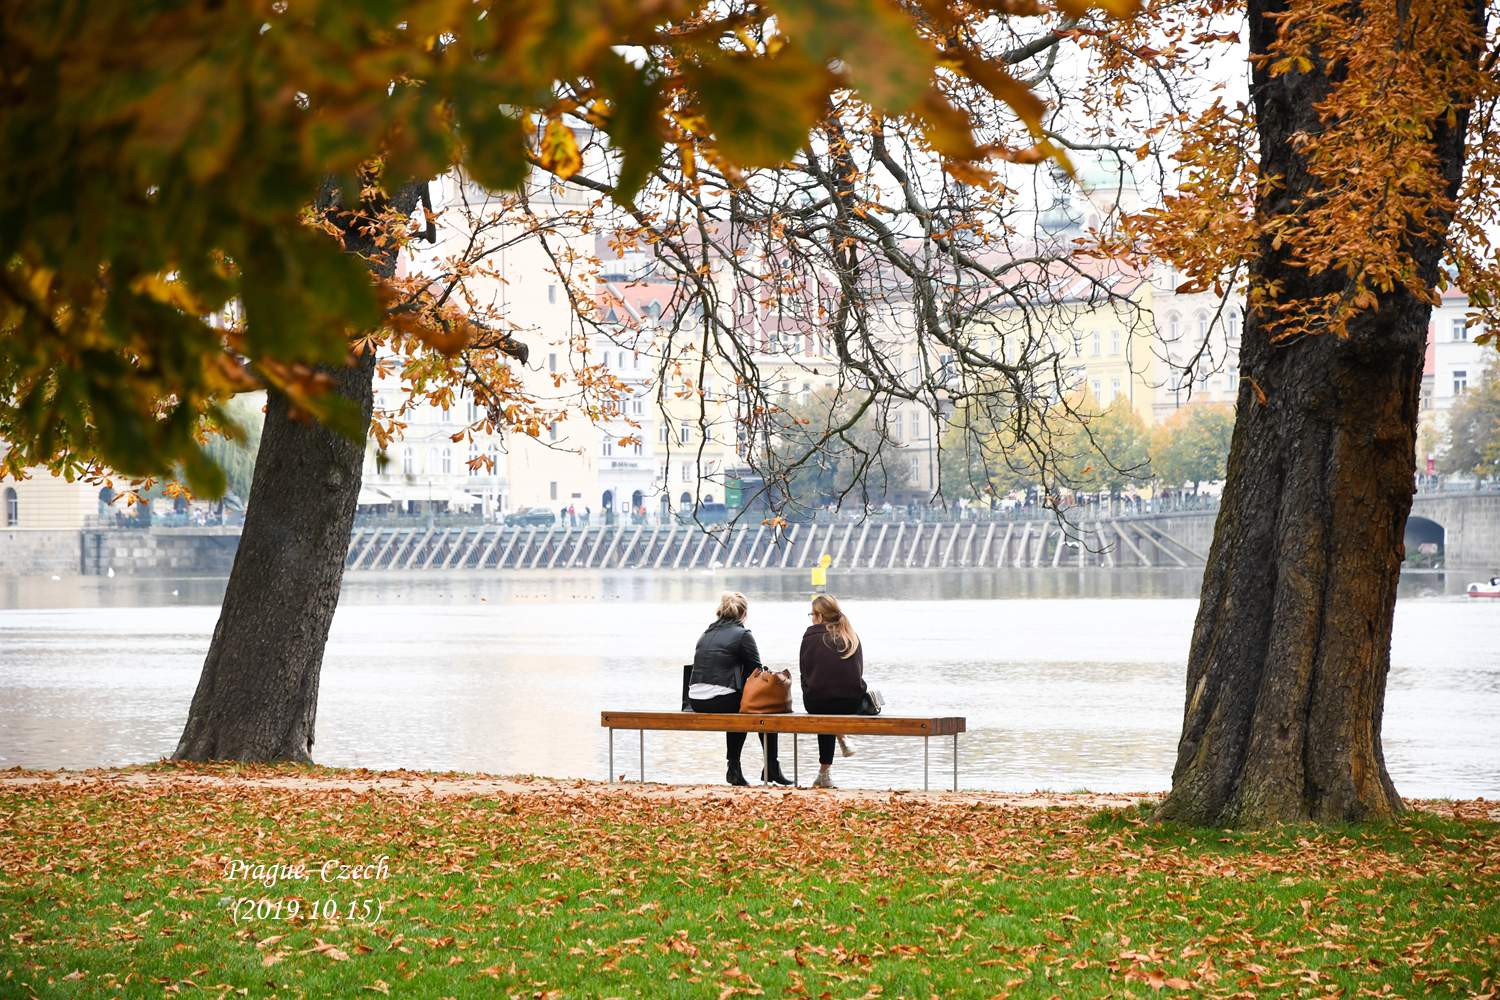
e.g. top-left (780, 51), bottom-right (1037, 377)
top-left (1153, 0), bottom-right (1477, 826)
top-left (174, 182), bottom-right (423, 763)
top-left (172, 354), bottom-right (374, 762)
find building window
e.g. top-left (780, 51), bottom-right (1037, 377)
top-left (1091, 332), bottom-right (1101, 356)
top-left (486, 443), bottom-right (500, 474)
top-left (548, 284), bottom-right (557, 304)
top-left (442, 447), bottom-right (452, 475)
top-left (602, 437), bottom-right (614, 457)
top-left (1111, 378), bottom-right (1122, 398)
top-left (427, 447), bottom-right (438, 473)
top-left (680, 422), bottom-right (690, 444)
top-left (1421, 378), bottom-right (1433, 411)
top-left (681, 462), bottom-right (692, 482)
top-left (4, 487), bottom-right (16, 527)
top-left (618, 351), bottom-right (626, 369)
top-left (1111, 331), bottom-right (1121, 355)
top-left (550, 481), bottom-right (558, 500)
top-left (468, 443), bottom-right (479, 476)
top-left (549, 421), bottom-right (558, 442)
top-left (1073, 337), bottom-right (1083, 358)
top-left (1227, 311), bottom-right (1240, 342)
top-left (890, 415), bottom-right (903, 442)
top-left (909, 455), bottom-right (920, 481)
top-left (1091, 379), bottom-right (1102, 398)
top-left (1453, 318), bottom-right (1468, 341)
top-left (1197, 312), bottom-right (1208, 338)
top-left (1454, 370), bottom-right (1468, 394)
top-left (703, 424), bottom-right (713, 442)
top-left (659, 423), bottom-right (668, 443)
top-left (633, 441), bottom-right (642, 456)
top-left (911, 412), bottom-right (921, 439)
top-left (1167, 313), bottom-right (1179, 339)
top-left (402, 447), bottom-right (414, 475)
top-left (548, 353), bottom-right (557, 372)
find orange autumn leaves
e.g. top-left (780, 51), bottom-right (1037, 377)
top-left (1128, 0), bottom-right (1499, 344)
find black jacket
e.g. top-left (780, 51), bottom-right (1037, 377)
top-left (690, 618), bottom-right (762, 691)
top-left (799, 624), bottom-right (866, 701)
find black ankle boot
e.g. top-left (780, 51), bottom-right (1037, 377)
top-left (761, 761), bottom-right (794, 786)
top-left (726, 761), bottom-right (749, 786)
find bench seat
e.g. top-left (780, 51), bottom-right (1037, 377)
top-left (601, 711), bottom-right (967, 789)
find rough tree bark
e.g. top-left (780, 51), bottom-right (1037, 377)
top-left (173, 184), bottom-right (423, 763)
top-left (1153, 0), bottom-right (1478, 826)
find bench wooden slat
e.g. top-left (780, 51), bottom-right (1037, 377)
top-left (601, 711), bottom-right (965, 737)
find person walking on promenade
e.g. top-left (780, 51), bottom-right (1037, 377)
top-left (688, 592), bottom-right (790, 786)
top-left (799, 594), bottom-right (866, 789)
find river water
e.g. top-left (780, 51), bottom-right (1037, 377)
top-left (0, 569), bottom-right (1494, 798)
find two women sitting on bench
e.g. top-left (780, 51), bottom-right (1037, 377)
top-left (687, 591), bottom-right (868, 789)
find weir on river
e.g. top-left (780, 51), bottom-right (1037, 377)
top-left (340, 515), bottom-right (1210, 573)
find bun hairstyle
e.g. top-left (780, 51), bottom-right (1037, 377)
top-left (811, 594), bottom-right (860, 659)
top-left (716, 591), bottom-right (749, 622)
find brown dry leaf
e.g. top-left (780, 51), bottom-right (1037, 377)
top-left (362, 981), bottom-right (390, 995)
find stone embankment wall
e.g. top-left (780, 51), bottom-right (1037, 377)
top-left (0, 530), bottom-right (82, 576)
top-left (79, 528), bottom-right (241, 575)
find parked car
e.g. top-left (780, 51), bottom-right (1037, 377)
top-left (504, 506), bottom-right (557, 527)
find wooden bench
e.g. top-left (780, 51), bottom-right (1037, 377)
top-left (600, 711), bottom-right (968, 790)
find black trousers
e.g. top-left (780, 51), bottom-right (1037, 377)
top-left (689, 691), bottom-right (778, 766)
top-left (803, 695), bottom-right (863, 765)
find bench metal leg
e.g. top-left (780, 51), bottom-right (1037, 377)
top-left (793, 735), bottom-right (798, 787)
top-left (953, 733), bottom-right (958, 792)
top-left (609, 729), bottom-right (614, 783)
top-left (924, 736), bottom-right (929, 791)
top-left (639, 729), bottom-right (645, 784)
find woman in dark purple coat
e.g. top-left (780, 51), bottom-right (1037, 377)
top-left (799, 594), bottom-right (866, 789)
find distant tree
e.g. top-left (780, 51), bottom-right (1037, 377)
top-left (1149, 403), bottom-right (1234, 495)
top-left (200, 397), bottom-right (265, 502)
top-left (771, 388), bottom-right (908, 510)
top-left (1064, 394), bottom-right (1151, 499)
top-left (937, 399), bottom-right (1050, 503)
top-left (1439, 364), bottom-right (1500, 479)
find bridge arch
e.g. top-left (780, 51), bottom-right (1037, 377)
top-left (1404, 515), bottom-right (1444, 551)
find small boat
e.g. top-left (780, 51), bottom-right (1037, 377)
top-left (1466, 580), bottom-right (1500, 597)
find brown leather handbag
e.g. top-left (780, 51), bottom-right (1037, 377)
top-left (740, 667), bottom-right (794, 714)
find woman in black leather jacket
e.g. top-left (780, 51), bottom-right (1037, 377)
top-left (688, 592), bottom-right (790, 786)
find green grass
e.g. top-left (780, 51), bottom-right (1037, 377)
top-left (2, 768), bottom-right (1496, 999)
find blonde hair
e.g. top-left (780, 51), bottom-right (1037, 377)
top-left (812, 594), bottom-right (859, 658)
top-left (716, 591), bottom-right (748, 622)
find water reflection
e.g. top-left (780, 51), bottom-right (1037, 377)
top-left (0, 569), bottom-right (1495, 798)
